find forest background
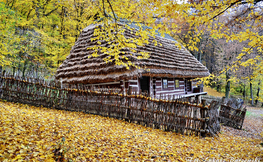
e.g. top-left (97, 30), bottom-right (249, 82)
top-left (0, 0), bottom-right (262, 106)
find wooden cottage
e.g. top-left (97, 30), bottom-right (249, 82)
top-left (56, 22), bottom-right (210, 99)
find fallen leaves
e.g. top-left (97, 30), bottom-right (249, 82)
top-left (0, 100), bottom-right (262, 161)
top-left (221, 106), bottom-right (263, 140)
top-left (204, 86), bottom-right (225, 98)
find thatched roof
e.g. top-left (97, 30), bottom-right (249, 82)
top-left (56, 22), bottom-right (210, 84)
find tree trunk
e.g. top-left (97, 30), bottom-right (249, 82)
top-left (225, 71), bottom-right (231, 98)
top-left (0, 65), bottom-right (2, 75)
top-left (10, 0), bottom-right (16, 9)
top-left (250, 78), bottom-right (253, 106)
top-left (255, 81), bottom-right (260, 106)
top-left (17, 61), bottom-right (21, 76)
top-left (198, 51), bottom-right (202, 63)
top-left (243, 83), bottom-right (246, 101)
top-left (60, 6), bottom-right (66, 39)
top-left (35, 63), bottom-right (39, 78)
top-left (22, 60), bottom-right (28, 78)
top-left (216, 82), bottom-right (221, 92)
top-left (12, 66), bottom-right (16, 76)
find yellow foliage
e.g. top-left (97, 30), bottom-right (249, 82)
top-left (0, 0), bottom-right (262, 76)
top-left (204, 87), bottom-right (225, 98)
top-left (0, 100), bottom-right (262, 161)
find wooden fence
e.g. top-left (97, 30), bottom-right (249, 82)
top-left (219, 104), bottom-right (246, 129)
top-left (202, 96), bottom-right (247, 130)
top-left (0, 76), bottom-right (220, 137)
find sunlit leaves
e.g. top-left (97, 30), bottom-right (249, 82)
top-left (1, 0), bottom-right (261, 76)
top-left (0, 100), bottom-right (262, 161)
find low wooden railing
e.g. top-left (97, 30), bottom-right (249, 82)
top-left (219, 105), bottom-right (246, 129)
top-left (202, 96), bottom-right (247, 130)
top-left (0, 76), bottom-right (220, 137)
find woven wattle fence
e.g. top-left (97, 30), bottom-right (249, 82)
top-left (0, 76), bottom-right (220, 137)
top-left (202, 96), bottom-right (247, 130)
top-left (219, 105), bottom-right (246, 130)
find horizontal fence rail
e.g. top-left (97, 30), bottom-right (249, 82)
top-left (219, 105), bottom-right (246, 129)
top-left (0, 76), bottom-right (220, 137)
top-left (202, 96), bottom-right (247, 130)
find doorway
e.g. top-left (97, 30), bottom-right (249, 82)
top-left (140, 76), bottom-right (150, 93)
top-left (185, 79), bottom-right (192, 92)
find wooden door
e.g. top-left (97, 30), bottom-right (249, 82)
top-left (140, 76), bottom-right (150, 94)
top-left (185, 79), bottom-right (192, 92)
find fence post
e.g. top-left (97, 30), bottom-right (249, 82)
top-left (240, 108), bottom-right (246, 129)
top-left (201, 99), bottom-right (206, 137)
top-left (126, 86), bottom-right (132, 122)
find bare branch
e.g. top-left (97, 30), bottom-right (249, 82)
top-left (106, 0), bottom-right (117, 23)
top-left (44, 7), bottom-right (58, 17)
top-left (102, 0), bottom-right (107, 17)
top-left (209, 0), bottom-right (242, 21)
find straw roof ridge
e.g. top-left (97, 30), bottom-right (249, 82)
top-left (139, 58), bottom-right (202, 70)
top-left (57, 52), bottom-right (144, 74)
top-left (126, 45), bottom-right (202, 69)
top-left (73, 25), bottom-right (190, 63)
top-left (132, 52), bottom-right (201, 68)
top-left (123, 32), bottom-right (180, 52)
top-left (138, 47), bottom-right (193, 63)
top-left (58, 50), bottom-right (141, 71)
top-left (59, 53), bottom-right (204, 75)
top-left (134, 46), bottom-right (205, 69)
top-left (62, 69), bottom-right (141, 84)
top-left (59, 60), bottom-right (140, 76)
top-left (59, 57), bottom-right (201, 74)
top-left (118, 19), bottom-right (178, 42)
top-left (56, 22), bottom-right (210, 84)
top-left (58, 65), bottom-right (133, 79)
top-left (64, 45), bottom-right (151, 65)
top-left (141, 68), bottom-right (209, 76)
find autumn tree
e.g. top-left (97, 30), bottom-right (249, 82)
top-left (0, 0), bottom-right (262, 102)
top-left (0, 0), bottom-right (96, 76)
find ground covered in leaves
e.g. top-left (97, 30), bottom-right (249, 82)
top-left (0, 100), bottom-right (262, 161)
top-left (204, 87), bottom-right (225, 98)
top-left (221, 106), bottom-right (263, 140)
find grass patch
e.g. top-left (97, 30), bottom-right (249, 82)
top-left (246, 111), bottom-right (252, 116)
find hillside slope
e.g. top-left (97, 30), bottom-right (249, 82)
top-left (204, 86), bottom-right (225, 98)
top-left (0, 100), bottom-right (262, 161)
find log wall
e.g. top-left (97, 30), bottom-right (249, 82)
top-left (153, 77), bottom-right (185, 98)
top-left (80, 77), bottom-right (194, 99)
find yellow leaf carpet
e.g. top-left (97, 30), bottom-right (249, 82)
top-left (0, 100), bottom-right (262, 161)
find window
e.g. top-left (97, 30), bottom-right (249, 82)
top-left (175, 79), bottom-right (179, 89)
top-left (163, 79), bottom-right (168, 89)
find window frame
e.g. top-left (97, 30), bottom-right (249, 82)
top-left (162, 78), bottom-right (168, 90)
top-left (175, 79), bottom-right (180, 89)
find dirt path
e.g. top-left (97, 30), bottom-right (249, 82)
top-left (246, 106), bottom-right (263, 118)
